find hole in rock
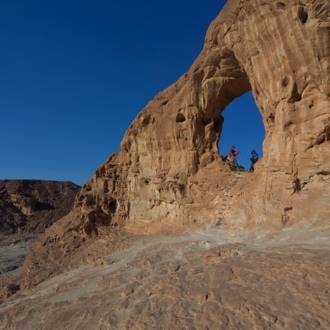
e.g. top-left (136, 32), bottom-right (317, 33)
top-left (218, 91), bottom-right (265, 171)
top-left (298, 7), bottom-right (308, 24)
top-left (176, 113), bottom-right (186, 123)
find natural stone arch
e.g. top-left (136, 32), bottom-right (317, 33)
top-left (111, 49), bottom-right (257, 229)
top-left (22, 0), bottom-right (330, 288)
top-left (46, 0), bottom-right (330, 229)
top-left (191, 49), bottom-right (256, 159)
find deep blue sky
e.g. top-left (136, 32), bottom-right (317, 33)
top-left (0, 0), bottom-right (264, 185)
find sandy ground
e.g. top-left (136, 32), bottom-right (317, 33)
top-left (0, 224), bottom-right (329, 329)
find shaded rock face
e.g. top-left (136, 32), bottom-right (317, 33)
top-left (22, 0), bottom-right (330, 287)
top-left (0, 180), bottom-right (80, 234)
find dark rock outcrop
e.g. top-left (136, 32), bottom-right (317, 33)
top-left (0, 180), bottom-right (80, 234)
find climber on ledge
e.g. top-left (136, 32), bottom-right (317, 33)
top-left (249, 150), bottom-right (259, 172)
top-left (227, 146), bottom-right (239, 170)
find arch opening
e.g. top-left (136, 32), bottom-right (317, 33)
top-left (217, 91), bottom-right (265, 172)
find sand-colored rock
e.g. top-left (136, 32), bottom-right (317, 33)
top-left (21, 0), bottom-right (329, 289)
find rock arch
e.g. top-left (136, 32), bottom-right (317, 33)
top-left (77, 0), bottom-right (328, 231)
top-left (22, 0), bottom-right (330, 287)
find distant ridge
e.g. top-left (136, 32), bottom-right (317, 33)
top-left (0, 180), bottom-right (80, 234)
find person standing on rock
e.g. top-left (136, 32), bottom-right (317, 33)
top-left (249, 150), bottom-right (259, 172)
top-left (227, 146), bottom-right (239, 170)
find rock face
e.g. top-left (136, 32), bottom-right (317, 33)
top-left (0, 180), bottom-right (80, 234)
top-left (22, 0), bottom-right (330, 287)
top-left (0, 180), bottom-right (80, 301)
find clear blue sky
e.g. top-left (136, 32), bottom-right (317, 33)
top-left (0, 0), bottom-right (264, 185)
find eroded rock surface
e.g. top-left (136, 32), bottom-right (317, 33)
top-left (1, 227), bottom-right (330, 329)
top-left (22, 0), bottom-right (330, 295)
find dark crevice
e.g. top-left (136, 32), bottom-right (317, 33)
top-left (282, 77), bottom-right (289, 88)
top-left (176, 113), bottom-right (186, 123)
top-left (160, 100), bottom-right (169, 107)
top-left (266, 113), bottom-right (275, 128)
top-left (276, 2), bottom-right (286, 9)
top-left (298, 7), bottom-right (308, 24)
top-left (141, 115), bottom-right (151, 127)
top-left (108, 198), bottom-right (117, 214)
top-left (214, 117), bottom-right (223, 132)
top-left (33, 201), bottom-right (55, 211)
top-left (317, 171), bottom-right (330, 176)
top-left (201, 117), bottom-right (212, 126)
top-left (292, 178), bottom-right (301, 193)
top-left (305, 126), bottom-right (330, 151)
top-left (288, 83), bottom-right (302, 103)
top-left (284, 121), bottom-right (293, 129)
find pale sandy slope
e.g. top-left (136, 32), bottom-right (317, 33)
top-left (0, 224), bottom-right (329, 329)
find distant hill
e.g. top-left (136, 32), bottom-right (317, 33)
top-left (0, 180), bottom-right (80, 234)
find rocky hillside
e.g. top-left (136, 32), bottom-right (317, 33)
top-left (0, 180), bottom-right (80, 234)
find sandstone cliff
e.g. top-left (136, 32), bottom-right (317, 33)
top-left (22, 0), bottom-right (330, 288)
